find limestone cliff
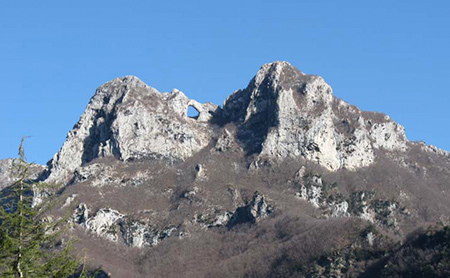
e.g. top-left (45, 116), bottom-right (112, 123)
top-left (3, 61), bottom-right (448, 278)
top-left (44, 62), bottom-right (431, 184)
top-left (222, 61), bottom-right (408, 171)
top-left (45, 76), bottom-right (219, 183)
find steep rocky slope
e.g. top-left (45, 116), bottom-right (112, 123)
top-left (1, 61), bottom-right (449, 277)
top-left (44, 76), bottom-right (219, 183)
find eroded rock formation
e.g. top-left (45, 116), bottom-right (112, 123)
top-left (45, 76), bottom-right (219, 183)
top-left (2, 61), bottom-right (449, 278)
top-left (222, 61), bottom-right (408, 171)
top-left (42, 61), bottom-right (447, 185)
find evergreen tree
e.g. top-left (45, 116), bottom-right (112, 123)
top-left (0, 138), bottom-right (85, 277)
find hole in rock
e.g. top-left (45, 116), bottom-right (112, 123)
top-left (187, 105), bottom-right (200, 120)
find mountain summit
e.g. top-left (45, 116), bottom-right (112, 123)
top-left (46, 61), bottom-right (440, 183)
top-left (3, 62), bottom-right (449, 277)
top-left (45, 75), bottom-right (219, 182)
top-left (222, 61), bottom-right (409, 170)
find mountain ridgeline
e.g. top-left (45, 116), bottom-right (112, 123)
top-left (1, 61), bottom-right (450, 277)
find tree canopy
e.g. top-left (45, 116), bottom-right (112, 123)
top-left (0, 138), bottom-right (84, 277)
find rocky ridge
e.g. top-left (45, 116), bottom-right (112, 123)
top-left (222, 61), bottom-right (408, 171)
top-left (1, 61), bottom-right (449, 278)
top-left (44, 61), bottom-right (428, 185)
top-left (45, 76), bottom-right (219, 183)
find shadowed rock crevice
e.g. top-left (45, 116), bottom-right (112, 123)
top-left (226, 192), bottom-right (273, 227)
top-left (81, 95), bottom-right (125, 165)
top-left (45, 77), bottom-right (217, 183)
top-left (221, 63), bottom-right (286, 155)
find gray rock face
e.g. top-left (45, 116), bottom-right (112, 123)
top-left (72, 203), bottom-right (178, 248)
top-left (292, 167), bottom-right (406, 231)
top-left (43, 61), bottom-right (447, 184)
top-left (72, 162), bottom-right (151, 187)
top-left (119, 219), bottom-right (177, 248)
top-left (227, 191), bottom-right (273, 226)
top-left (222, 61), bottom-right (408, 171)
top-left (0, 158), bottom-right (45, 190)
top-left (194, 191), bottom-right (273, 228)
top-left (46, 76), bottom-right (219, 183)
top-left (27, 61), bottom-right (450, 277)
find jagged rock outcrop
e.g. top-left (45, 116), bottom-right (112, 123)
top-left (119, 219), bottom-right (177, 248)
top-left (227, 191), bottom-right (273, 226)
top-left (72, 203), bottom-right (178, 248)
top-left (43, 61), bottom-right (445, 184)
top-left (222, 61), bottom-right (408, 171)
top-left (195, 191), bottom-right (274, 228)
top-left (293, 167), bottom-right (407, 231)
top-left (294, 166), bottom-right (350, 217)
top-left (419, 142), bottom-right (450, 160)
top-left (17, 60), bottom-right (449, 277)
top-left (71, 161), bottom-right (154, 188)
top-left (46, 76), bottom-right (219, 183)
top-left (213, 128), bottom-right (241, 152)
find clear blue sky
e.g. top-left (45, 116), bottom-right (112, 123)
top-left (1, 1), bottom-right (449, 165)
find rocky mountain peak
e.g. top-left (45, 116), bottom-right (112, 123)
top-left (253, 61), bottom-right (305, 87)
top-left (3, 61), bottom-right (450, 278)
top-left (250, 61), bottom-right (330, 104)
top-left (90, 75), bottom-right (153, 109)
top-left (222, 62), bottom-right (407, 171)
top-left (44, 62), bottom-right (429, 183)
top-left (45, 77), bottom-right (219, 183)
top-left (109, 75), bottom-right (148, 87)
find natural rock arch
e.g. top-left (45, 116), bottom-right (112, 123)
top-left (187, 105), bottom-right (200, 120)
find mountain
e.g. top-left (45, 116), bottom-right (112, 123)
top-left (2, 61), bottom-right (450, 277)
